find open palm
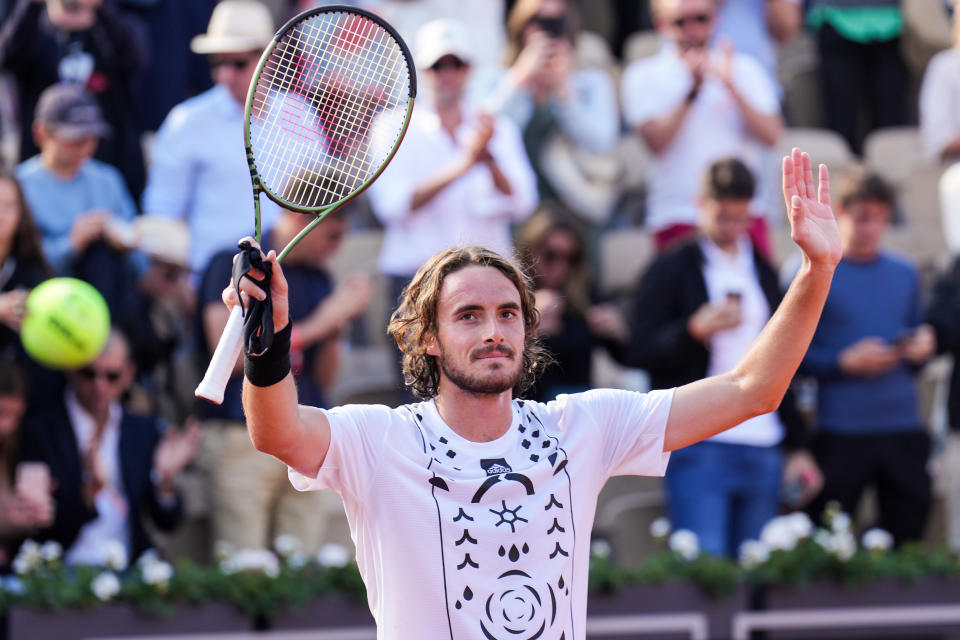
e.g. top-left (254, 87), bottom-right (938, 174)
top-left (782, 147), bottom-right (842, 267)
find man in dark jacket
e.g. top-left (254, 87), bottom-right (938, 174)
top-left (621, 157), bottom-right (821, 556)
top-left (20, 327), bottom-right (199, 564)
top-left (0, 0), bottom-right (146, 198)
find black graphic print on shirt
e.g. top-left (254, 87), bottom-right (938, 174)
top-left (413, 401), bottom-right (576, 640)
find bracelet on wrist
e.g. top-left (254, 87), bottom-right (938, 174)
top-left (245, 322), bottom-right (292, 387)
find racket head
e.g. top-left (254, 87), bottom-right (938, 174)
top-left (244, 6), bottom-right (417, 216)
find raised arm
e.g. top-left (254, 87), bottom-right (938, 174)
top-left (228, 242), bottom-right (333, 479)
top-left (663, 148), bottom-right (842, 451)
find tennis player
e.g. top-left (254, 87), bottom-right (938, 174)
top-left (227, 148), bottom-right (839, 638)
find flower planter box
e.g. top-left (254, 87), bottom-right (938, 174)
top-left (7, 603), bottom-right (253, 639)
top-left (587, 582), bottom-right (748, 640)
top-left (751, 578), bottom-right (960, 639)
top-left (267, 593), bottom-right (374, 631)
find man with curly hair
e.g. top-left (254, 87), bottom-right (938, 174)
top-left (225, 148), bottom-right (840, 638)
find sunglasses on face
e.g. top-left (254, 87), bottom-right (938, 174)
top-left (209, 57), bottom-right (254, 71)
top-left (77, 367), bottom-right (123, 383)
top-left (430, 57), bottom-right (467, 72)
top-left (541, 248), bottom-right (582, 266)
top-left (672, 12), bottom-right (712, 28)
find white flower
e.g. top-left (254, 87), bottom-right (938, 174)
top-left (824, 531), bottom-right (857, 560)
top-left (829, 511), bottom-right (852, 534)
top-left (274, 534), bottom-right (301, 558)
top-left (220, 549), bottom-right (280, 578)
top-left (784, 512), bottom-right (814, 540)
top-left (91, 572), bottom-right (120, 601)
top-left (40, 541), bottom-right (62, 563)
top-left (288, 551), bottom-right (309, 569)
top-left (317, 543), bottom-right (351, 568)
top-left (813, 529), bottom-right (833, 549)
top-left (13, 540), bottom-right (42, 575)
top-left (760, 517), bottom-right (799, 551)
top-left (738, 540), bottom-right (771, 569)
top-left (103, 540), bottom-right (128, 572)
top-left (213, 540), bottom-right (235, 562)
top-left (668, 529), bottom-right (700, 561)
top-left (590, 539), bottom-right (612, 559)
top-left (861, 528), bottom-right (894, 552)
top-left (649, 517), bottom-right (672, 540)
top-left (137, 549), bottom-right (162, 569)
top-left (142, 560), bottom-right (174, 587)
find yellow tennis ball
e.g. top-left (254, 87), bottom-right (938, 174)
top-left (21, 278), bottom-right (111, 370)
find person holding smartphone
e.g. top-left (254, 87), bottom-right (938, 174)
top-left (0, 360), bottom-right (54, 569)
top-left (800, 167), bottom-right (935, 546)
top-left (484, 0), bottom-right (620, 209)
top-left (619, 158), bottom-right (819, 558)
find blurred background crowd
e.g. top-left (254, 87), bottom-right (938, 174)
top-left (0, 0), bottom-right (957, 573)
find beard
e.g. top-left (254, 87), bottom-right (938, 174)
top-left (437, 343), bottom-right (523, 395)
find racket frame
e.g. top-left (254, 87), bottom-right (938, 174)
top-left (244, 4), bottom-right (418, 247)
top-left (195, 5), bottom-right (417, 404)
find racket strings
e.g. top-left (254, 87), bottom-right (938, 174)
top-left (249, 10), bottom-right (412, 210)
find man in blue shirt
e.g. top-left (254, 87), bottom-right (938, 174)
top-left (196, 207), bottom-right (372, 555)
top-left (800, 167), bottom-right (935, 544)
top-left (142, 0), bottom-right (279, 276)
top-left (16, 83), bottom-right (138, 314)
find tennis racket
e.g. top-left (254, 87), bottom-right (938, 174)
top-left (195, 6), bottom-right (416, 404)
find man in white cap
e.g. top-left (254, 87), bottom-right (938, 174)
top-left (142, 0), bottom-right (290, 557)
top-left (142, 0), bottom-right (280, 278)
top-left (368, 18), bottom-right (538, 399)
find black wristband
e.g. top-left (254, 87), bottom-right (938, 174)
top-left (244, 322), bottom-right (292, 387)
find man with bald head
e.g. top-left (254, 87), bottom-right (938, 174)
top-left (20, 328), bottom-right (199, 565)
top-left (622, 0), bottom-right (783, 252)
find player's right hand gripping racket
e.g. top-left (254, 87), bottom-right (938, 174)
top-left (195, 6), bottom-right (416, 404)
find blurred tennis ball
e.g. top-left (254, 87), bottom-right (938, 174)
top-left (20, 278), bottom-right (110, 370)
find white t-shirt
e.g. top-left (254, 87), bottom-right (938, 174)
top-left (368, 106), bottom-right (538, 278)
top-left (621, 43), bottom-right (779, 232)
top-left (289, 388), bottom-right (674, 639)
top-left (920, 48), bottom-right (960, 161)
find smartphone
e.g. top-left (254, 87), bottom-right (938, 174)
top-left (16, 462), bottom-right (51, 504)
top-left (532, 15), bottom-right (568, 38)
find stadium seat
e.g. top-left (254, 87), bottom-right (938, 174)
top-left (598, 227), bottom-right (655, 296)
top-left (777, 127), bottom-right (856, 176)
top-left (863, 126), bottom-right (931, 187)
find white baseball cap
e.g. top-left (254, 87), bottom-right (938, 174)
top-left (414, 18), bottom-right (473, 70)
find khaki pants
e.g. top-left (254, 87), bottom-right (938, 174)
top-left (199, 420), bottom-right (341, 554)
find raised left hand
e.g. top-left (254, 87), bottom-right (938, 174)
top-left (782, 147), bottom-right (842, 269)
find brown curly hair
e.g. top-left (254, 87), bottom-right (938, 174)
top-left (388, 246), bottom-right (552, 399)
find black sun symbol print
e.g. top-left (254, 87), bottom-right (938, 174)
top-left (489, 500), bottom-right (528, 533)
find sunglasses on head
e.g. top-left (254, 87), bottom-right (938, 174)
top-left (672, 12), bottom-right (712, 28)
top-left (209, 57), bottom-right (253, 71)
top-left (430, 57), bottom-right (467, 72)
top-left (77, 367), bottom-right (123, 383)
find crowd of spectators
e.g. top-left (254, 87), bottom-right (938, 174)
top-left (0, 0), bottom-right (957, 572)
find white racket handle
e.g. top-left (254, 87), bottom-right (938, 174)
top-left (195, 305), bottom-right (245, 404)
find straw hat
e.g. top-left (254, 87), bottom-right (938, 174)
top-left (132, 216), bottom-right (192, 269)
top-left (190, 0), bottom-right (275, 55)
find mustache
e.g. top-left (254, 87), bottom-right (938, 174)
top-left (471, 344), bottom-right (516, 360)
